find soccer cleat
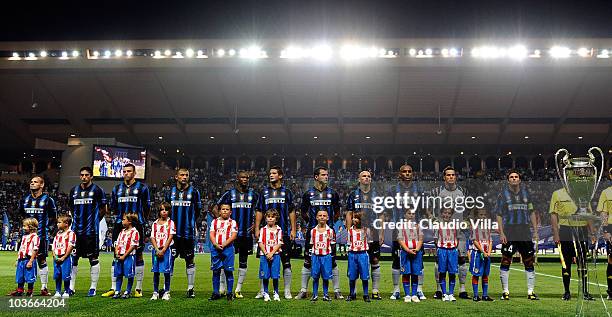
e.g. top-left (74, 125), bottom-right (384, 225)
top-left (482, 296), bottom-right (494, 302)
top-left (40, 288), bottom-right (51, 296)
top-left (8, 289), bottom-right (23, 296)
top-left (255, 292), bottom-right (264, 299)
top-left (162, 292), bottom-right (171, 301)
top-left (310, 295), bottom-right (318, 302)
top-left (346, 294), bottom-right (357, 301)
top-left (134, 289), bottom-right (143, 298)
top-left (208, 293), bottom-right (221, 301)
top-left (334, 291), bottom-right (344, 299)
top-left (607, 290), bottom-right (612, 300)
top-left (562, 292), bottom-right (571, 301)
top-left (322, 295), bottom-right (332, 302)
top-left (458, 291), bottom-right (469, 299)
top-left (411, 295), bottom-right (420, 303)
top-left (101, 289), bottom-right (116, 297)
top-left (371, 292), bottom-right (382, 300)
top-left (295, 290), bottom-right (308, 299)
top-left (234, 291), bottom-right (243, 299)
top-left (473, 296), bottom-right (481, 302)
top-left (226, 293), bottom-right (233, 301)
top-left (121, 291), bottom-right (131, 299)
top-left (527, 292), bottom-right (539, 300)
top-left (273, 292), bottom-right (281, 301)
top-left (433, 291), bottom-right (443, 300)
top-left (187, 288), bottom-right (196, 298)
top-left (263, 292), bottom-right (271, 302)
top-left (25, 290), bottom-right (33, 297)
top-left (584, 293), bottom-right (595, 301)
top-left (87, 288), bottom-right (97, 297)
top-left (442, 294), bottom-right (449, 302)
top-left (404, 295), bottom-right (412, 303)
top-left (67, 289), bottom-right (75, 296)
top-left (448, 294), bottom-right (457, 301)
top-left (417, 291), bottom-right (426, 300)
top-left (500, 292), bottom-right (510, 300)
top-left (150, 292), bottom-right (159, 300)
top-left (53, 292), bottom-right (61, 298)
top-left (112, 292), bottom-right (121, 299)
top-left (284, 290), bottom-right (293, 299)
top-left (390, 291), bottom-right (401, 300)
top-left (363, 295), bottom-right (371, 302)
top-left (61, 292), bottom-right (70, 299)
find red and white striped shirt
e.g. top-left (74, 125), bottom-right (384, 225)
top-left (471, 226), bottom-right (492, 253)
top-left (151, 219), bottom-right (176, 247)
top-left (436, 224), bottom-right (458, 249)
top-left (52, 229), bottom-right (76, 257)
top-left (116, 227), bottom-right (140, 255)
top-left (258, 225), bottom-right (283, 255)
top-left (399, 222), bottom-right (422, 250)
top-left (210, 217), bottom-right (238, 246)
top-left (310, 225), bottom-right (335, 256)
top-left (18, 232), bottom-right (40, 259)
top-left (347, 227), bottom-right (369, 252)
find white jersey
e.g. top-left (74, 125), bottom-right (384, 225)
top-left (347, 227), bottom-right (369, 252)
top-left (210, 218), bottom-right (238, 246)
top-left (258, 225), bottom-right (283, 255)
top-left (52, 229), bottom-right (76, 257)
top-left (151, 219), bottom-right (176, 247)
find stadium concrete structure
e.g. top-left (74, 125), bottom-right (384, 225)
top-left (0, 38), bottom-right (611, 174)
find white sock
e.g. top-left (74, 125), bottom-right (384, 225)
top-left (459, 263), bottom-right (467, 292)
top-left (392, 268), bottom-right (401, 293)
top-left (236, 268), bottom-right (247, 292)
top-left (110, 265), bottom-right (116, 291)
top-left (219, 270), bottom-right (226, 293)
top-left (435, 263), bottom-right (441, 292)
top-left (526, 270), bottom-right (535, 294)
top-left (418, 274), bottom-right (424, 292)
top-left (300, 267), bottom-right (311, 292)
top-left (186, 266), bottom-right (195, 290)
top-left (135, 264), bottom-right (144, 290)
top-left (371, 266), bottom-right (381, 293)
top-left (332, 266), bottom-right (341, 292)
top-left (283, 268), bottom-right (292, 294)
top-left (70, 266), bottom-right (78, 291)
top-left (90, 264), bottom-right (100, 290)
top-left (40, 265), bottom-right (48, 289)
top-left (500, 269), bottom-right (509, 293)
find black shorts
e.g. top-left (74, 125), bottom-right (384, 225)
top-left (280, 236), bottom-right (292, 268)
top-left (235, 236), bottom-right (253, 257)
top-left (38, 239), bottom-right (48, 261)
top-left (173, 237), bottom-right (194, 260)
top-left (391, 241), bottom-right (401, 269)
top-left (559, 225), bottom-right (589, 260)
top-left (75, 234), bottom-right (99, 259)
top-left (368, 241), bottom-right (381, 263)
top-left (112, 222), bottom-right (145, 256)
top-left (501, 241), bottom-right (535, 258)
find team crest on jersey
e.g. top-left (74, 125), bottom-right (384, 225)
top-left (89, 191), bottom-right (94, 197)
top-left (187, 194), bottom-right (192, 199)
top-left (81, 191), bottom-right (85, 197)
top-left (327, 193), bottom-right (332, 198)
top-left (248, 195), bottom-right (252, 202)
top-left (281, 191), bottom-right (285, 196)
top-left (133, 189), bottom-right (139, 194)
top-left (39, 201), bottom-right (45, 207)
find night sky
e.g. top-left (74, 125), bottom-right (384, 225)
top-left (2, 0), bottom-right (612, 41)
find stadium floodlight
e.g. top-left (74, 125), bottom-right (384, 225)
top-left (365, 136), bottom-right (371, 139)
top-left (196, 50), bottom-right (207, 58)
top-left (408, 48), bottom-right (417, 56)
top-left (577, 47), bottom-right (591, 57)
top-left (524, 135), bottom-right (530, 139)
top-left (103, 50), bottom-right (111, 58)
top-left (70, 133), bottom-right (76, 137)
top-left (114, 49), bottom-right (122, 57)
top-left (153, 50), bottom-right (162, 58)
top-left (173, 51), bottom-right (184, 58)
top-left (313, 136), bottom-right (318, 139)
top-left (217, 49), bottom-right (226, 57)
top-left (425, 48), bottom-right (433, 55)
top-left (578, 136), bottom-right (583, 140)
top-left (40, 50), bottom-right (48, 57)
top-left (280, 46), bottom-right (306, 59)
top-left (209, 136), bottom-right (215, 139)
top-left (239, 46), bottom-right (266, 59)
top-left (340, 45), bottom-right (366, 60)
top-left (449, 48), bottom-right (459, 57)
top-left (60, 51), bottom-right (69, 60)
top-left (549, 46), bottom-right (571, 58)
top-left (472, 46), bottom-right (504, 59)
top-left (261, 136), bottom-right (267, 139)
top-left (507, 45), bottom-right (528, 60)
top-left (529, 49), bottom-right (542, 58)
top-left (228, 49), bottom-right (236, 56)
top-left (164, 49), bottom-right (172, 57)
top-left (158, 136), bottom-right (163, 140)
top-left (72, 50), bottom-right (79, 57)
top-left (460, 151), bottom-right (464, 155)
top-left (471, 136), bottom-right (477, 139)
top-left (26, 52), bottom-right (37, 60)
top-left (311, 44), bottom-right (332, 61)
top-left (93, 50), bottom-right (100, 58)
top-left (597, 49), bottom-right (610, 58)
top-left (126, 50), bottom-right (133, 57)
top-left (185, 48), bottom-right (195, 58)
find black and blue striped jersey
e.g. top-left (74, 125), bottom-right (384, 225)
top-left (68, 183), bottom-right (106, 236)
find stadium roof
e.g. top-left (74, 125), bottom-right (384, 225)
top-left (0, 39), bottom-right (611, 154)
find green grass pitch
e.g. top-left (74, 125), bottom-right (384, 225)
top-left (0, 252), bottom-right (609, 316)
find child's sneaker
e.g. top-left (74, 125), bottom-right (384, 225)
top-left (53, 292), bottom-right (61, 298)
top-left (273, 292), bottom-right (280, 301)
top-left (404, 295), bottom-right (412, 303)
top-left (40, 288), bottom-right (51, 296)
top-left (87, 289), bottom-right (97, 297)
top-left (25, 290), bottom-right (33, 297)
top-left (310, 295), bottom-right (318, 302)
top-left (8, 289), bottom-right (23, 296)
top-left (134, 289), bottom-right (143, 298)
top-left (482, 295), bottom-right (494, 301)
top-left (411, 295), bottom-right (420, 303)
top-left (363, 295), bottom-right (371, 302)
top-left (390, 291), bottom-right (401, 300)
top-left (121, 291), bottom-right (131, 299)
top-left (448, 294), bottom-right (456, 301)
top-left (112, 291), bottom-right (121, 299)
top-left (442, 294), bottom-right (449, 302)
top-left (263, 292), bottom-right (271, 302)
top-left (322, 295), bottom-right (332, 302)
top-left (150, 292), bottom-right (159, 300)
top-left (255, 291), bottom-right (264, 299)
top-left (284, 290), bottom-right (292, 299)
top-left (162, 292), bottom-right (171, 301)
top-left (417, 291), bottom-right (426, 300)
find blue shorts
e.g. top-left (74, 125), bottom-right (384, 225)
top-left (400, 249), bottom-right (424, 276)
top-left (16, 258), bottom-right (37, 284)
top-left (437, 248), bottom-right (458, 274)
top-left (469, 250), bottom-right (491, 277)
top-left (114, 255), bottom-right (136, 278)
top-left (151, 248), bottom-right (174, 274)
top-left (311, 254), bottom-right (332, 280)
top-left (210, 245), bottom-right (235, 271)
top-left (53, 256), bottom-right (73, 282)
top-left (347, 251), bottom-right (370, 281)
top-left (259, 254), bottom-right (281, 280)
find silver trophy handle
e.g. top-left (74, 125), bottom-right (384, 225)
top-left (588, 146), bottom-right (605, 202)
top-left (554, 148), bottom-right (570, 191)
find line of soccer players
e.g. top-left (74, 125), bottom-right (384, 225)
top-left (10, 163), bottom-right (612, 303)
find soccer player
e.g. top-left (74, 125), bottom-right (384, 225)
top-left (596, 168), bottom-right (612, 299)
top-left (112, 212), bottom-right (139, 299)
top-left (255, 166), bottom-right (296, 299)
top-left (494, 170), bottom-right (539, 300)
top-left (295, 167), bottom-right (343, 300)
top-left (102, 163), bottom-right (151, 298)
top-left (346, 212), bottom-right (371, 302)
top-left (258, 209), bottom-right (283, 302)
top-left (68, 166), bottom-right (107, 296)
top-left (388, 164), bottom-right (426, 300)
top-left (430, 166), bottom-right (470, 299)
top-left (550, 186), bottom-right (594, 301)
top-left (310, 210), bottom-right (335, 302)
top-left (216, 170), bottom-right (259, 298)
top-left (209, 203), bottom-right (238, 301)
top-left (52, 215), bottom-right (76, 298)
top-left (165, 168), bottom-right (201, 298)
top-left (18, 176), bottom-right (57, 296)
top-left (437, 208), bottom-right (458, 302)
top-left (398, 208), bottom-right (424, 303)
top-left (9, 218), bottom-right (39, 297)
top-left (470, 208), bottom-right (493, 302)
top-left (150, 202), bottom-right (176, 301)
top-left (345, 170), bottom-right (384, 300)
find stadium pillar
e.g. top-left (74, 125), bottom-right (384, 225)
top-left (358, 158), bottom-right (362, 170)
top-left (528, 158), bottom-right (533, 171)
top-left (281, 157), bottom-right (285, 169)
top-left (434, 159), bottom-right (439, 173)
top-left (481, 159), bottom-right (485, 171)
top-left (296, 160), bottom-right (300, 171)
top-left (373, 160), bottom-right (376, 172)
top-left (419, 158), bottom-right (423, 173)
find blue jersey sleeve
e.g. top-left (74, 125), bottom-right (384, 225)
top-left (492, 193), bottom-right (504, 218)
top-left (110, 186), bottom-right (118, 212)
top-left (287, 189), bottom-right (295, 214)
top-left (346, 191), bottom-right (355, 211)
top-left (98, 186), bottom-right (107, 205)
top-left (300, 191), bottom-right (310, 224)
top-left (142, 184), bottom-right (151, 217)
top-left (194, 188), bottom-right (202, 217)
top-left (217, 190), bottom-right (231, 207)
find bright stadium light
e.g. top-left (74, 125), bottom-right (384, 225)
top-left (549, 46), bottom-right (571, 58)
top-left (408, 48), bottom-right (417, 56)
top-left (153, 50), bottom-right (162, 58)
top-left (60, 51), bottom-right (69, 59)
top-left (164, 49), bottom-right (172, 57)
top-left (27, 52), bottom-right (36, 59)
top-left (529, 49), bottom-right (542, 58)
top-left (126, 50), bottom-right (133, 57)
top-left (239, 46), bottom-right (266, 59)
top-left (114, 49), bottom-right (122, 57)
top-left (103, 50), bottom-right (111, 58)
top-left (40, 50), bottom-right (48, 57)
top-left (185, 48), bottom-right (195, 58)
top-left (425, 48), bottom-right (433, 55)
top-left (597, 49), bottom-right (610, 58)
top-left (72, 50), bottom-right (79, 57)
top-left (577, 47), bottom-right (591, 57)
top-left (228, 49), bottom-right (236, 56)
top-left (311, 44), bottom-right (332, 61)
top-left (217, 49), bottom-right (226, 57)
top-left (93, 50), bottom-right (100, 58)
top-left (449, 48), bottom-right (459, 57)
top-left (473, 46), bottom-right (504, 58)
top-left (280, 46), bottom-right (306, 59)
top-left (196, 50), bottom-right (206, 58)
top-left (507, 45), bottom-right (527, 60)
